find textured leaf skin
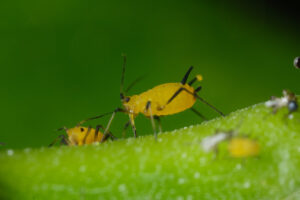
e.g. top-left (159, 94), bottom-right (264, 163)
top-left (0, 99), bottom-right (300, 200)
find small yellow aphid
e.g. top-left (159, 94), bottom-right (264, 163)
top-left (228, 137), bottom-right (260, 158)
top-left (49, 125), bottom-right (116, 147)
top-left (89, 55), bottom-right (225, 139)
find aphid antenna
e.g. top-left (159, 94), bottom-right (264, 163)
top-left (120, 53), bottom-right (127, 100)
top-left (181, 66), bottom-right (193, 85)
top-left (77, 111), bottom-right (114, 126)
top-left (125, 75), bottom-right (146, 93)
top-left (56, 126), bottom-right (68, 132)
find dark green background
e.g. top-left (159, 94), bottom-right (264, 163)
top-left (0, 0), bottom-right (299, 148)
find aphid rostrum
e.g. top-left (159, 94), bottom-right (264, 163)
top-left (265, 90), bottom-right (298, 116)
top-left (90, 55), bottom-right (225, 140)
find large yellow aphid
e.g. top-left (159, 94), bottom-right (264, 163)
top-left (228, 137), bottom-right (260, 158)
top-left (87, 55), bottom-right (224, 139)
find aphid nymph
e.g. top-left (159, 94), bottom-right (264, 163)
top-left (228, 137), bottom-right (260, 158)
top-left (49, 124), bottom-right (116, 147)
top-left (51, 112), bottom-right (116, 146)
top-left (201, 130), bottom-right (260, 158)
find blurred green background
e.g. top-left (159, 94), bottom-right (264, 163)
top-left (0, 0), bottom-right (299, 149)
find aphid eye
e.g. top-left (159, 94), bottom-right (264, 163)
top-left (294, 57), bottom-right (300, 69)
top-left (125, 97), bottom-right (130, 102)
top-left (288, 101), bottom-right (298, 112)
top-left (80, 128), bottom-right (85, 132)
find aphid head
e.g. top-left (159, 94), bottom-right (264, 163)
top-left (66, 126), bottom-right (85, 137)
top-left (294, 57), bottom-right (300, 69)
top-left (122, 95), bottom-right (137, 113)
top-left (121, 96), bottom-right (131, 103)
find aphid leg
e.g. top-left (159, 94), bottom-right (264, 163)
top-left (77, 111), bottom-right (113, 126)
top-left (154, 116), bottom-right (162, 133)
top-left (94, 125), bottom-right (100, 141)
top-left (166, 88), bottom-right (184, 105)
top-left (194, 86), bottom-right (202, 93)
top-left (60, 136), bottom-right (68, 145)
top-left (96, 125), bottom-right (118, 141)
top-left (185, 89), bottom-right (225, 116)
top-left (122, 121), bottom-right (131, 138)
top-left (101, 108), bottom-right (126, 142)
top-left (164, 87), bottom-right (225, 116)
top-left (181, 66), bottom-right (193, 84)
top-left (145, 101), bottom-right (157, 140)
top-left (82, 126), bottom-right (92, 144)
top-left (129, 114), bottom-right (137, 138)
top-left (188, 77), bottom-right (197, 86)
top-left (49, 135), bottom-right (68, 147)
top-left (190, 107), bottom-right (207, 121)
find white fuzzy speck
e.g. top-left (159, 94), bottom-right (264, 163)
top-left (135, 147), bottom-right (142, 153)
top-left (7, 149), bottom-right (14, 156)
top-left (157, 138), bottom-right (163, 142)
top-left (201, 132), bottom-right (229, 152)
top-left (194, 172), bottom-right (200, 179)
top-left (178, 178), bottom-right (185, 184)
top-left (181, 153), bottom-right (187, 159)
top-left (79, 165), bottom-right (86, 173)
top-left (235, 164), bottom-right (242, 170)
top-left (176, 196), bottom-right (184, 200)
top-left (243, 181), bottom-right (251, 188)
top-left (187, 195), bottom-right (193, 200)
top-left (118, 184), bottom-right (127, 192)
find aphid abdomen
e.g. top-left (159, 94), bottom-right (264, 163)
top-left (137, 83), bottom-right (196, 116)
top-left (228, 138), bottom-right (260, 158)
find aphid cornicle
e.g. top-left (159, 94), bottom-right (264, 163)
top-left (50, 113), bottom-right (116, 146)
top-left (90, 55), bottom-right (225, 140)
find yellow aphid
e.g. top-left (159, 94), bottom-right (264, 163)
top-left (49, 124), bottom-right (116, 147)
top-left (90, 55), bottom-right (225, 139)
top-left (66, 126), bottom-right (105, 146)
top-left (228, 137), bottom-right (260, 158)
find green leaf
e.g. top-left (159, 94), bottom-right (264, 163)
top-left (0, 99), bottom-right (300, 200)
